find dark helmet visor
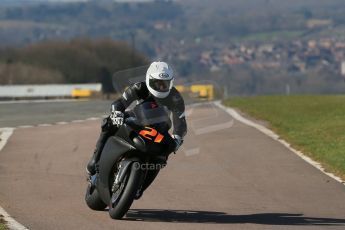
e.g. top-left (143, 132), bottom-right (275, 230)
top-left (149, 78), bottom-right (171, 92)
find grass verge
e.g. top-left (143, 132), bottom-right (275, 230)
top-left (233, 30), bottom-right (304, 42)
top-left (224, 95), bottom-right (345, 180)
top-left (0, 215), bottom-right (7, 230)
top-left (0, 224), bottom-right (7, 230)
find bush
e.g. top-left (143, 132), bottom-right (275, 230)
top-left (0, 62), bottom-right (64, 84)
top-left (0, 38), bottom-right (149, 88)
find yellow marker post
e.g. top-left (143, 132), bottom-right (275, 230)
top-left (190, 85), bottom-right (214, 100)
top-left (71, 89), bottom-right (92, 98)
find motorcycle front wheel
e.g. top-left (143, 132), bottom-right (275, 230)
top-left (108, 162), bottom-right (142, 219)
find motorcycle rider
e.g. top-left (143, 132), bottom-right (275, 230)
top-left (86, 61), bottom-right (187, 197)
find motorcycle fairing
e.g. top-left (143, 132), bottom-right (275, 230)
top-left (97, 136), bottom-right (136, 204)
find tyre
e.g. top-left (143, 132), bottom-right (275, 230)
top-left (108, 162), bottom-right (142, 219)
top-left (85, 184), bottom-right (107, 211)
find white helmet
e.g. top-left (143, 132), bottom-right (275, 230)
top-left (146, 61), bottom-right (174, 98)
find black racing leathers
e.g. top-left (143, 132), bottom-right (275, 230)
top-left (111, 81), bottom-right (187, 138)
top-left (87, 82), bottom-right (187, 175)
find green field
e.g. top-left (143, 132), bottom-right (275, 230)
top-left (234, 30), bottom-right (305, 42)
top-left (0, 219), bottom-right (7, 230)
top-left (0, 215), bottom-right (6, 230)
top-left (224, 95), bottom-right (345, 179)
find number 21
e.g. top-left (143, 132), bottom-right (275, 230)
top-left (139, 127), bottom-right (164, 143)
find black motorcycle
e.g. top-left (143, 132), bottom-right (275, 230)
top-left (85, 101), bottom-right (176, 219)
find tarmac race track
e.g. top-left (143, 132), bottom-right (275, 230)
top-left (0, 101), bottom-right (345, 230)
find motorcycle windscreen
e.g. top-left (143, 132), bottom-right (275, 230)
top-left (133, 103), bottom-right (172, 128)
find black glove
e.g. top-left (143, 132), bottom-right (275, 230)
top-left (172, 134), bottom-right (183, 152)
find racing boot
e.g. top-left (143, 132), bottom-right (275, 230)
top-left (86, 131), bottom-right (109, 175)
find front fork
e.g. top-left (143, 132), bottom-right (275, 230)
top-left (111, 158), bottom-right (144, 193)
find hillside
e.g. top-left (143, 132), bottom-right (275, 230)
top-left (1, 0), bottom-right (345, 91)
top-left (1, 0), bottom-right (344, 49)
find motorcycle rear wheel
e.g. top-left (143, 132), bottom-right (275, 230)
top-left (85, 183), bottom-right (107, 211)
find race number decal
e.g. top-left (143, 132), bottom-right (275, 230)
top-left (139, 127), bottom-right (164, 143)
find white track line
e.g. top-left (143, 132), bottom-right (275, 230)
top-left (215, 101), bottom-right (345, 185)
top-left (55, 122), bottom-right (68, 125)
top-left (194, 120), bottom-right (234, 135)
top-left (71, 120), bottom-right (84, 123)
top-left (0, 128), bottom-right (29, 230)
top-left (37, 124), bottom-right (52, 127)
top-left (86, 117), bottom-right (101, 121)
top-left (0, 128), bottom-right (13, 152)
top-left (17, 125), bottom-right (34, 129)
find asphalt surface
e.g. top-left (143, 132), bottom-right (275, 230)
top-left (0, 101), bottom-right (345, 229)
top-left (0, 100), bottom-right (111, 128)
